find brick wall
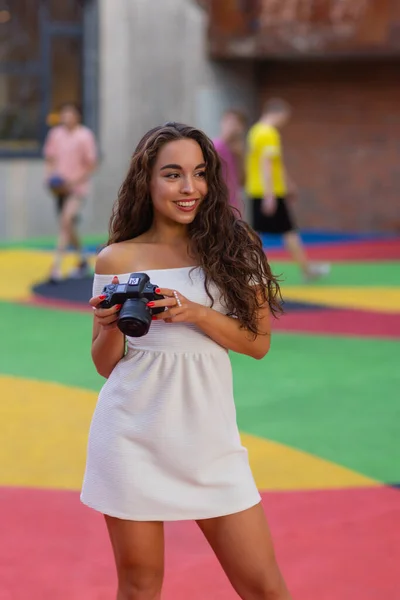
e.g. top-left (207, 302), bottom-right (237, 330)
top-left (207, 0), bottom-right (400, 59)
top-left (258, 60), bottom-right (400, 232)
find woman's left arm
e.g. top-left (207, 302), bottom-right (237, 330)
top-left (153, 287), bottom-right (271, 360)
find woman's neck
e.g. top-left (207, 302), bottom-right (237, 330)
top-left (144, 220), bottom-right (189, 246)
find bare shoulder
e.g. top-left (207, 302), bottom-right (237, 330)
top-left (95, 241), bottom-right (141, 275)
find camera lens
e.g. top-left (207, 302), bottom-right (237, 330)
top-left (117, 298), bottom-right (151, 337)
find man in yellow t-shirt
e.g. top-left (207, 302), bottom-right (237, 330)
top-left (246, 98), bottom-right (330, 280)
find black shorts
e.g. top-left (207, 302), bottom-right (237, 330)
top-left (54, 193), bottom-right (68, 215)
top-left (251, 196), bottom-right (296, 235)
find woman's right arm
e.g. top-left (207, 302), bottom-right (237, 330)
top-left (91, 304), bottom-right (125, 379)
top-left (90, 248), bottom-right (126, 379)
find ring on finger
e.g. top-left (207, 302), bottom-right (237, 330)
top-left (173, 290), bottom-right (182, 307)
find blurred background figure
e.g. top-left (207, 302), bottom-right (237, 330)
top-left (246, 98), bottom-right (330, 281)
top-left (43, 102), bottom-right (97, 283)
top-left (213, 109), bottom-right (247, 217)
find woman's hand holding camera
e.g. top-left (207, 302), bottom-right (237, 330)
top-left (150, 288), bottom-right (207, 325)
top-left (90, 278), bottom-right (207, 330)
top-left (90, 276), bottom-right (122, 331)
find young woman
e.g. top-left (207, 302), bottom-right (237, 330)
top-left (81, 122), bottom-right (292, 600)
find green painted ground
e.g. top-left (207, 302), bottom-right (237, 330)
top-left (231, 335), bottom-right (400, 484)
top-left (271, 260), bottom-right (400, 287)
top-left (1, 300), bottom-right (398, 485)
top-left (0, 302), bottom-right (100, 391)
top-left (0, 234), bottom-right (107, 251)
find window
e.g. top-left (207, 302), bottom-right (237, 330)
top-left (47, 0), bottom-right (83, 22)
top-left (0, 1), bottom-right (40, 62)
top-left (0, 74), bottom-right (41, 150)
top-left (0, 0), bottom-right (86, 156)
top-left (49, 36), bottom-right (83, 126)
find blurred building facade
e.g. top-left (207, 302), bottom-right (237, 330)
top-left (0, 0), bottom-right (256, 240)
top-left (1, 0), bottom-right (399, 238)
top-left (207, 0), bottom-right (400, 232)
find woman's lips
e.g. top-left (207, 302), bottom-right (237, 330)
top-left (173, 199), bottom-right (199, 212)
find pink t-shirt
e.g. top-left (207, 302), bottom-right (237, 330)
top-left (43, 125), bottom-right (97, 197)
top-left (213, 138), bottom-right (243, 216)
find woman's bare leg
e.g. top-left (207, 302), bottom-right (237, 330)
top-left (283, 231), bottom-right (309, 274)
top-left (197, 503), bottom-right (292, 600)
top-left (283, 231), bottom-right (331, 280)
top-left (50, 195), bottom-right (82, 279)
top-left (105, 516), bottom-right (164, 600)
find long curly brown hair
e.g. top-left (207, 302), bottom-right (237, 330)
top-left (108, 122), bottom-right (282, 334)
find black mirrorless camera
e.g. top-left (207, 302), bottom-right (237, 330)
top-left (99, 273), bottom-right (164, 337)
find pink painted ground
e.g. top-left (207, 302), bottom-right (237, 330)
top-left (273, 309), bottom-right (400, 338)
top-left (266, 238), bottom-right (400, 262)
top-left (1, 486), bottom-right (399, 599)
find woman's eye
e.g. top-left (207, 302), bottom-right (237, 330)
top-left (195, 171), bottom-right (206, 178)
top-left (165, 173), bottom-right (179, 179)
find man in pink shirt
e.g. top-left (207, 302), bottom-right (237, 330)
top-left (44, 102), bottom-right (97, 282)
top-left (213, 109), bottom-right (247, 217)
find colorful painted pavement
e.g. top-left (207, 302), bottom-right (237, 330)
top-left (0, 232), bottom-right (399, 599)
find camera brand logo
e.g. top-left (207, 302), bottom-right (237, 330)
top-left (129, 277), bottom-right (140, 286)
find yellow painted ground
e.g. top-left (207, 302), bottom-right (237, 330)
top-left (0, 249), bottom-right (95, 301)
top-left (283, 286), bottom-right (400, 313)
top-left (241, 433), bottom-right (378, 490)
top-left (0, 375), bottom-right (379, 492)
top-left (0, 376), bottom-right (96, 490)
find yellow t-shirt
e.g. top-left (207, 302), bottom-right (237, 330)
top-left (245, 123), bottom-right (287, 197)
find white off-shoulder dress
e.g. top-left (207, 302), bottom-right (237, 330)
top-left (81, 267), bottom-right (261, 521)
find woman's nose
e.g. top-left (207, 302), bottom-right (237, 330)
top-left (180, 176), bottom-right (195, 194)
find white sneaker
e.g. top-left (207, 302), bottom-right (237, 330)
top-left (48, 268), bottom-right (62, 284)
top-left (304, 262), bottom-right (331, 282)
top-left (69, 260), bottom-right (91, 279)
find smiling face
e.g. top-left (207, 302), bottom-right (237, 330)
top-left (149, 138), bottom-right (208, 225)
